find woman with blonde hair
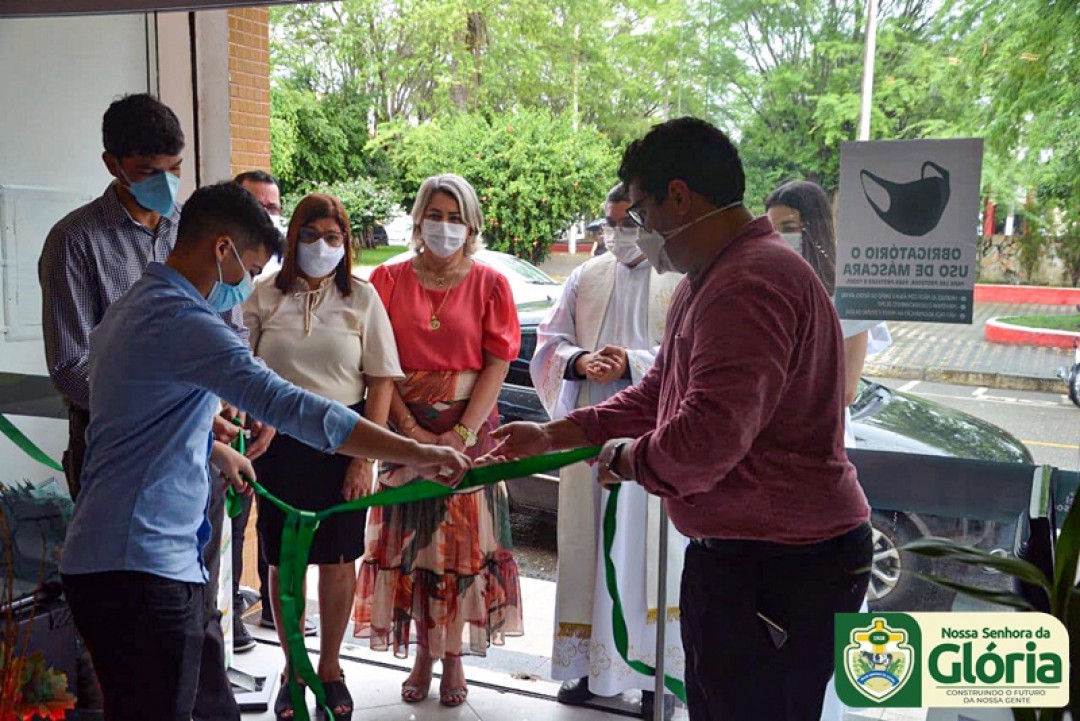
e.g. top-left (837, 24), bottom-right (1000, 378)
top-left (353, 173), bottom-right (523, 707)
top-left (244, 192), bottom-right (404, 720)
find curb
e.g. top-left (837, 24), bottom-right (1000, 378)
top-left (985, 317), bottom-right (1080, 350)
top-left (863, 362), bottom-right (1064, 394)
top-left (974, 284), bottom-right (1080, 306)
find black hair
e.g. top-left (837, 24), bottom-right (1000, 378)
top-left (606, 182), bottom-right (630, 204)
top-left (102, 93), bottom-right (184, 159)
top-left (617, 117), bottom-right (744, 207)
top-left (233, 170), bottom-right (279, 188)
top-left (764, 180), bottom-right (837, 294)
top-left (176, 182), bottom-right (283, 259)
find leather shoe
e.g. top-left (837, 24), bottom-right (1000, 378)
top-left (233, 617), bottom-right (256, 653)
top-left (556, 677), bottom-right (595, 706)
top-left (640, 690), bottom-right (675, 721)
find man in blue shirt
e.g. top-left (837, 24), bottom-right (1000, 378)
top-left (60, 182), bottom-right (470, 721)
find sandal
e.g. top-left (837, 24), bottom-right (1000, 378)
top-left (401, 679), bottom-right (430, 703)
top-left (439, 685), bottom-right (468, 708)
top-left (275, 674), bottom-right (306, 720)
top-left (316, 671), bottom-right (353, 721)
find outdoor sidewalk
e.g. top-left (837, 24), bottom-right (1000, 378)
top-left (863, 302), bottom-right (1075, 392)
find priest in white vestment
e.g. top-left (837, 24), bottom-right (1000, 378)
top-left (530, 184), bottom-right (683, 720)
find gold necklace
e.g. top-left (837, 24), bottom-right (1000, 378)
top-left (424, 286), bottom-right (452, 330)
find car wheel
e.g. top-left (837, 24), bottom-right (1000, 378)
top-left (867, 510), bottom-right (955, 612)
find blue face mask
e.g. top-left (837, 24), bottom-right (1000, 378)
top-left (206, 243), bottom-right (255, 312)
top-left (120, 169), bottom-right (180, 217)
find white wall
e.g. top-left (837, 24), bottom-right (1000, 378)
top-left (0, 13), bottom-right (151, 483)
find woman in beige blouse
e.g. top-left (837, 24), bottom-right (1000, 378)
top-left (243, 192), bottom-right (403, 721)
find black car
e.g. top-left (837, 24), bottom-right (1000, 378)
top-left (497, 307), bottom-right (1034, 612)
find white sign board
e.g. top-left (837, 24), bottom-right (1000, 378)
top-left (835, 139), bottom-right (983, 324)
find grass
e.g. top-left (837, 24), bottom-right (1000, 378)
top-left (996, 314), bottom-right (1080, 332)
top-left (354, 245), bottom-right (406, 267)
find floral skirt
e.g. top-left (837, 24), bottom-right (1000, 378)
top-left (353, 371), bottom-right (523, 659)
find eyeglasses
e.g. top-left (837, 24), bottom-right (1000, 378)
top-left (298, 226), bottom-right (345, 245)
top-left (626, 199), bottom-right (649, 229)
top-left (604, 217), bottom-right (639, 230)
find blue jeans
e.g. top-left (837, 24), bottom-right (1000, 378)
top-left (63, 571), bottom-right (205, 721)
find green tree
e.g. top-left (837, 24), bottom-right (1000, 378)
top-left (375, 109), bottom-right (617, 263)
top-left (695, 0), bottom-right (971, 209)
top-left (945, 0), bottom-right (1079, 272)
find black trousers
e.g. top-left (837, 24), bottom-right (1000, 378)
top-left (63, 571), bottom-right (205, 721)
top-left (679, 523), bottom-right (872, 721)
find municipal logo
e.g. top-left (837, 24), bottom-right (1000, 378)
top-left (835, 612), bottom-right (1068, 709)
top-left (842, 616), bottom-right (917, 702)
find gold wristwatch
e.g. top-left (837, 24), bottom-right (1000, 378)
top-left (453, 423), bottom-right (478, 448)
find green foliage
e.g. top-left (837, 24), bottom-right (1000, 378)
top-left (852, 655), bottom-right (872, 677)
top-left (887, 655), bottom-right (905, 678)
top-left (282, 177), bottom-right (397, 249)
top-left (996, 315), bottom-right (1080, 332)
top-left (270, 85), bottom-right (396, 196)
top-left (374, 109), bottom-right (617, 263)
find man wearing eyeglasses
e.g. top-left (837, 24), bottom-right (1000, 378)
top-left (491, 118), bottom-right (872, 721)
top-left (530, 183), bottom-right (682, 720)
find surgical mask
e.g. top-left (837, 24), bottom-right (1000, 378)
top-left (120, 169), bottom-right (180, 217)
top-left (206, 243), bottom-right (255, 312)
top-left (779, 231), bottom-right (803, 252)
top-left (860, 161), bottom-right (950, 237)
top-left (421, 220), bottom-right (468, 258)
top-left (635, 200), bottom-right (742, 274)
top-left (297, 237), bottom-right (345, 277)
top-left (602, 227), bottom-right (644, 265)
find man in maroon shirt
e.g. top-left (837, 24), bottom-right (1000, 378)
top-left (488, 117), bottom-right (872, 720)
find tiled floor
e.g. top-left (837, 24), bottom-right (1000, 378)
top-left (230, 572), bottom-right (936, 721)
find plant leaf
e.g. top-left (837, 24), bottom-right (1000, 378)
top-left (903, 536), bottom-right (1051, 590)
top-left (912, 572), bottom-right (1037, 610)
top-left (1052, 475), bottom-right (1080, 620)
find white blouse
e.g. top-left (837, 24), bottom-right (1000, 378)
top-left (243, 272), bottom-right (404, 405)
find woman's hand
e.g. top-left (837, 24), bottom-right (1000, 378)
top-left (435, 429), bottom-right (467, 453)
top-left (211, 414), bottom-right (241, 444)
top-left (480, 422), bottom-right (553, 464)
top-left (211, 441), bottom-right (255, 495)
top-left (413, 444), bottom-right (472, 488)
top-left (342, 458), bottom-right (375, 501)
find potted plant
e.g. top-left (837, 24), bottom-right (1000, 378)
top-left (903, 467), bottom-right (1078, 721)
top-left (1, 497), bottom-right (76, 721)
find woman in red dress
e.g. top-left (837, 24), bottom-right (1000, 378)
top-left (353, 173), bottom-right (523, 707)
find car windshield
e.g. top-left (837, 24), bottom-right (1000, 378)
top-left (485, 253), bottom-right (559, 285)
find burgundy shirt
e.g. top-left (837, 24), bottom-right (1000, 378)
top-left (567, 217), bottom-right (870, 544)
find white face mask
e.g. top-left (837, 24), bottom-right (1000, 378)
top-left (779, 231), bottom-right (803, 252)
top-left (602, 226), bottom-right (645, 265)
top-left (422, 219), bottom-right (468, 258)
top-left (297, 237), bottom-right (345, 277)
top-left (635, 200), bottom-right (742, 274)
top-left (270, 214), bottom-right (288, 234)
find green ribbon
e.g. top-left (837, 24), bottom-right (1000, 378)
top-left (602, 484), bottom-right (687, 703)
top-left (247, 445), bottom-right (604, 721)
top-left (0, 413), bottom-right (64, 473)
top-left (0, 412), bottom-right (684, 712)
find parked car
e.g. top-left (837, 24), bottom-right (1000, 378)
top-left (374, 248), bottom-right (563, 306)
top-left (496, 310), bottom-right (1035, 613)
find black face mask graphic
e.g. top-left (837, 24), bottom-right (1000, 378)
top-left (860, 161), bottom-right (950, 237)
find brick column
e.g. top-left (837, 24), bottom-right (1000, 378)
top-left (228, 7), bottom-right (271, 597)
top-left (228, 7), bottom-right (271, 178)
